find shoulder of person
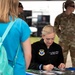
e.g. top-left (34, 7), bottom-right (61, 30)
top-left (31, 39), bottom-right (43, 46)
top-left (32, 41), bottom-right (40, 46)
top-left (55, 13), bottom-right (64, 21)
top-left (16, 18), bottom-right (27, 24)
top-left (56, 13), bottom-right (63, 18)
top-left (53, 42), bottom-right (61, 48)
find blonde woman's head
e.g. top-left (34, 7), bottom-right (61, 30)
top-left (41, 25), bottom-right (56, 47)
top-left (0, 0), bottom-right (19, 22)
top-left (42, 25), bottom-right (56, 36)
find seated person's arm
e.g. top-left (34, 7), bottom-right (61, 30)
top-left (28, 44), bottom-right (43, 70)
top-left (29, 61), bottom-right (54, 71)
top-left (57, 45), bottom-right (65, 69)
top-left (28, 43), bottom-right (54, 71)
top-left (28, 61), bottom-right (43, 70)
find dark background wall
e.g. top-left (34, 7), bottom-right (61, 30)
top-left (23, 10), bottom-right (32, 26)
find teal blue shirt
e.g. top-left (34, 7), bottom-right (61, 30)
top-left (0, 18), bottom-right (31, 75)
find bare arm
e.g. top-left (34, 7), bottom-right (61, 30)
top-left (22, 38), bottom-right (32, 70)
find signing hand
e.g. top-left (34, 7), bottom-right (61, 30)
top-left (58, 63), bottom-right (65, 70)
top-left (43, 64), bottom-right (54, 71)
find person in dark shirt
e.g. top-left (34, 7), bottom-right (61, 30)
top-left (18, 2), bottom-right (26, 21)
top-left (29, 25), bottom-right (65, 71)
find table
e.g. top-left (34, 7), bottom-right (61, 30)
top-left (26, 68), bottom-right (75, 75)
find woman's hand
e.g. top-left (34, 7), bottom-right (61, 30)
top-left (43, 64), bottom-right (54, 71)
top-left (58, 63), bottom-right (65, 70)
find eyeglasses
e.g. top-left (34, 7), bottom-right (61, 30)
top-left (69, 5), bottom-right (75, 8)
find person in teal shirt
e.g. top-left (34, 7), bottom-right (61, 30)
top-left (0, 0), bottom-right (32, 75)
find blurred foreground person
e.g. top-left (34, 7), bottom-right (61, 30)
top-left (0, 0), bottom-right (31, 75)
top-left (29, 25), bottom-right (65, 71)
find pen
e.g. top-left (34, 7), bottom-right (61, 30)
top-left (53, 67), bottom-right (61, 71)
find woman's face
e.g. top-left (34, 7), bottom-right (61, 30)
top-left (68, 3), bottom-right (75, 12)
top-left (42, 32), bottom-right (55, 47)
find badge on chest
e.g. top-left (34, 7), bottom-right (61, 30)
top-left (38, 49), bottom-right (45, 56)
